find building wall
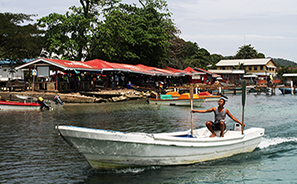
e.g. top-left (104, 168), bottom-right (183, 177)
top-left (0, 66), bottom-right (24, 81)
top-left (217, 61), bottom-right (276, 74)
top-left (245, 65), bottom-right (266, 73)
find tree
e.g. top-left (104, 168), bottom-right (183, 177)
top-left (0, 12), bottom-right (44, 66)
top-left (38, 0), bottom-right (176, 67)
top-left (38, 0), bottom-right (120, 61)
top-left (93, 0), bottom-right (176, 67)
top-left (208, 53), bottom-right (225, 69)
top-left (183, 47), bottom-right (211, 69)
top-left (165, 34), bottom-right (187, 69)
top-left (235, 44), bottom-right (265, 59)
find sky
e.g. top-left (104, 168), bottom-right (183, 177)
top-left (1, 0), bottom-right (297, 62)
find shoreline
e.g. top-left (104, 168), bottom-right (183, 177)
top-left (0, 89), bottom-right (151, 104)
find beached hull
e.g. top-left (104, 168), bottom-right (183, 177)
top-left (0, 101), bottom-right (40, 110)
top-left (148, 98), bottom-right (204, 107)
top-left (56, 125), bottom-right (264, 170)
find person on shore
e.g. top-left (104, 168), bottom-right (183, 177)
top-left (191, 97), bottom-right (244, 137)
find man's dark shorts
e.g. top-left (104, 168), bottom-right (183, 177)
top-left (209, 121), bottom-right (226, 130)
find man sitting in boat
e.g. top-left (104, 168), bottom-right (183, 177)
top-left (191, 96), bottom-right (244, 138)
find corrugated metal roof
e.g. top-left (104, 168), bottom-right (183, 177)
top-left (15, 58), bottom-right (95, 71)
top-left (216, 58), bottom-right (275, 66)
top-left (283, 73), bottom-right (297, 77)
top-left (208, 70), bottom-right (245, 74)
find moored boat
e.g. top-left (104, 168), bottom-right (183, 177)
top-left (197, 91), bottom-right (221, 102)
top-left (0, 100), bottom-right (40, 110)
top-left (279, 88), bottom-right (297, 94)
top-left (165, 91), bottom-right (220, 102)
top-left (56, 124), bottom-right (265, 170)
top-left (148, 93), bottom-right (204, 107)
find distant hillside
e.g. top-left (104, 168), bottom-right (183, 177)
top-left (273, 58), bottom-right (297, 66)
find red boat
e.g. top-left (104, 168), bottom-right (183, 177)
top-left (0, 100), bottom-right (40, 110)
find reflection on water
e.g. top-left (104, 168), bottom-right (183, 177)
top-left (1, 95), bottom-right (297, 183)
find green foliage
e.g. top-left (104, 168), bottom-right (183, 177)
top-left (38, 0), bottom-right (109, 61)
top-left (208, 54), bottom-right (225, 69)
top-left (0, 12), bottom-right (44, 66)
top-left (180, 41), bottom-right (225, 69)
top-left (93, 0), bottom-right (175, 67)
top-left (38, 0), bottom-right (175, 67)
top-left (165, 34), bottom-right (187, 69)
top-left (235, 44), bottom-right (265, 59)
top-left (183, 47), bottom-right (211, 69)
top-left (273, 58), bottom-right (297, 67)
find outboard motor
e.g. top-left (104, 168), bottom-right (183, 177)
top-left (53, 95), bottom-right (64, 105)
top-left (38, 97), bottom-right (51, 110)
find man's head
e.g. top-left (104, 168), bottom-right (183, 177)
top-left (218, 95), bottom-right (228, 106)
top-left (218, 98), bottom-right (225, 106)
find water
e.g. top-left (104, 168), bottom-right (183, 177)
top-left (1, 91), bottom-right (297, 183)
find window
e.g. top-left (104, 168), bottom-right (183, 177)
top-left (254, 66), bottom-right (257, 70)
top-left (249, 66), bottom-right (252, 71)
top-left (260, 66), bottom-right (264, 70)
top-left (37, 66), bottom-right (49, 77)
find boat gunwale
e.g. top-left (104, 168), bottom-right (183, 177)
top-left (56, 125), bottom-right (264, 146)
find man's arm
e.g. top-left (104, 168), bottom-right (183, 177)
top-left (191, 107), bottom-right (214, 113)
top-left (226, 109), bottom-right (245, 127)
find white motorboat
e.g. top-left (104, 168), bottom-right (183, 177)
top-left (56, 124), bottom-right (265, 170)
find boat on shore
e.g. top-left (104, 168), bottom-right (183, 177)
top-left (148, 93), bottom-right (205, 107)
top-left (56, 124), bottom-right (265, 170)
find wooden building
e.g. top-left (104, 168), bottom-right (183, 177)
top-left (209, 58), bottom-right (277, 84)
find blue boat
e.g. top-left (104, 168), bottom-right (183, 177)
top-left (279, 88), bottom-right (297, 94)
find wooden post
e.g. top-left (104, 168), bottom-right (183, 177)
top-left (28, 66), bottom-right (31, 90)
top-left (291, 80), bottom-right (294, 95)
top-left (190, 84), bottom-right (194, 136)
top-left (32, 64), bottom-right (36, 92)
top-left (55, 67), bottom-right (58, 91)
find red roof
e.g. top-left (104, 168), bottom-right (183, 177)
top-left (44, 58), bottom-right (93, 69)
top-left (183, 67), bottom-right (204, 74)
top-left (17, 58), bottom-right (209, 76)
top-left (16, 58), bottom-right (94, 71)
top-left (135, 64), bottom-right (179, 76)
top-left (85, 59), bottom-right (130, 71)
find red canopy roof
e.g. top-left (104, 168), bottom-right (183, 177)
top-left (183, 67), bottom-right (204, 74)
top-left (16, 58), bottom-right (216, 77)
top-left (45, 58), bottom-right (93, 69)
top-left (16, 58), bottom-right (94, 71)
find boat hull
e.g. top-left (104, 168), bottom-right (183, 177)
top-left (56, 125), bottom-right (265, 170)
top-left (279, 88), bottom-right (297, 94)
top-left (148, 98), bottom-right (204, 107)
top-left (199, 96), bottom-right (220, 102)
top-left (0, 101), bottom-right (40, 110)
